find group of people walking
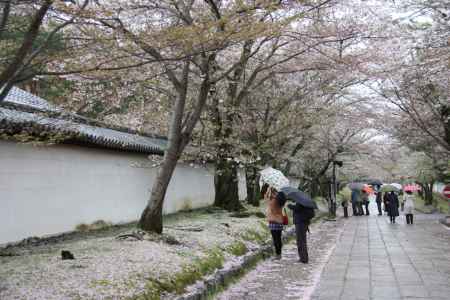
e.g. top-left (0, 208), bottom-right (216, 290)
top-left (262, 179), bottom-right (416, 263)
top-left (349, 186), bottom-right (415, 225)
top-left (350, 189), bottom-right (371, 216)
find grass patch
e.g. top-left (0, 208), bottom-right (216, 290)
top-left (75, 220), bottom-right (112, 232)
top-left (240, 228), bottom-right (266, 244)
top-left (225, 241), bottom-right (248, 256)
top-left (432, 192), bottom-right (449, 214)
top-left (134, 248), bottom-right (224, 299)
top-left (90, 279), bottom-right (111, 287)
top-left (413, 193), bottom-right (448, 214)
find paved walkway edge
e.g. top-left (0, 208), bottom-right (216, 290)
top-left (172, 214), bottom-right (328, 300)
top-left (171, 226), bottom-right (297, 300)
top-left (303, 223), bottom-right (345, 300)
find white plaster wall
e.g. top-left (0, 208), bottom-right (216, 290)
top-left (0, 140), bottom-right (219, 244)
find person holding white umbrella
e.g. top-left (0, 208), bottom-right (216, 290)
top-left (260, 167), bottom-right (290, 260)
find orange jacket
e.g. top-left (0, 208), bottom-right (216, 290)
top-left (266, 191), bottom-right (284, 224)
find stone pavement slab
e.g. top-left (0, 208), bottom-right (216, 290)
top-left (311, 209), bottom-right (450, 300)
top-left (215, 202), bottom-right (450, 300)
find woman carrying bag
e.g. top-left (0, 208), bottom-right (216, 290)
top-left (262, 184), bottom-right (287, 260)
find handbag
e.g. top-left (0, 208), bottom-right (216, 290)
top-left (282, 208), bottom-right (289, 225)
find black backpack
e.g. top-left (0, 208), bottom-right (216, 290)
top-left (303, 207), bottom-right (315, 223)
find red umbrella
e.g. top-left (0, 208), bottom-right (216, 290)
top-left (403, 184), bottom-right (420, 192)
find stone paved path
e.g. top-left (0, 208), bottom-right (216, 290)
top-left (312, 213), bottom-right (450, 300)
top-left (216, 203), bottom-right (450, 300)
top-left (216, 219), bottom-right (346, 300)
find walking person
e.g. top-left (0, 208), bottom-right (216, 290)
top-left (375, 191), bottom-right (383, 215)
top-left (356, 192), bottom-right (364, 216)
top-left (351, 189), bottom-right (359, 216)
top-left (288, 201), bottom-right (315, 263)
top-left (386, 191), bottom-right (399, 223)
top-left (383, 192), bottom-right (389, 215)
top-left (342, 198), bottom-right (349, 218)
top-left (362, 190), bottom-right (370, 215)
top-left (403, 190), bottom-right (415, 224)
top-left (262, 184), bottom-right (285, 260)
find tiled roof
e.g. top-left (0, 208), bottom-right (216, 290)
top-left (3, 87), bottom-right (60, 112)
top-left (0, 88), bottom-right (167, 154)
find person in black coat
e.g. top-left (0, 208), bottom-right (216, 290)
top-left (375, 191), bottom-right (383, 216)
top-left (287, 202), bottom-right (313, 263)
top-left (383, 192), bottom-right (389, 215)
top-left (386, 191), bottom-right (400, 223)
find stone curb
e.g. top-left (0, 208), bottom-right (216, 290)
top-left (439, 216), bottom-right (450, 228)
top-left (170, 227), bottom-right (298, 300)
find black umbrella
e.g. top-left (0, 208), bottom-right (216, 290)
top-left (280, 187), bottom-right (318, 209)
top-left (367, 179), bottom-right (383, 186)
top-left (348, 182), bottom-right (365, 191)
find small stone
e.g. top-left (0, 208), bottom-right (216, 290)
top-left (61, 250), bottom-right (75, 260)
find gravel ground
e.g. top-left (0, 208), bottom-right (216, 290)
top-left (0, 207), bottom-right (271, 300)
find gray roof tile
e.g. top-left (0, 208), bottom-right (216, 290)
top-left (0, 88), bottom-right (167, 154)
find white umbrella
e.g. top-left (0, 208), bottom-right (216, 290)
top-left (259, 167), bottom-right (290, 191)
top-left (390, 183), bottom-right (402, 190)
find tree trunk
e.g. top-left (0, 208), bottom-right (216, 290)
top-left (212, 41), bottom-right (254, 211)
top-left (214, 156), bottom-right (242, 211)
top-left (419, 183), bottom-right (434, 206)
top-left (138, 62), bottom-right (190, 233)
top-left (442, 105), bottom-right (450, 148)
top-left (309, 179), bottom-right (320, 199)
top-left (424, 187), bottom-right (433, 206)
top-left (138, 148), bottom-right (179, 233)
top-left (245, 165), bottom-right (261, 207)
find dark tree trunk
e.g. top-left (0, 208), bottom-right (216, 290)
top-left (212, 41), bottom-right (253, 211)
top-left (424, 183), bottom-right (434, 206)
top-left (138, 148), bottom-right (179, 233)
top-left (442, 105), bottom-right (450, 148)
top-left (418, 182), bottom-right (434, 206)
top-left (310, 179), bottom-right (320, 199)
top-left (214, 156), bottom-right (242, 211)
top-left (138, 58), bottom-right (213, 234)
top-left (245, 165), bottom-right (261, 207)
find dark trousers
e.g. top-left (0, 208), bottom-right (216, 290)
top-left (352, 202), bottom-right (357, 216)
top-left (295, 222), bottom-right (308, 263)
top-left (376, 201), bottom-right (382, 215)
top-left (364, 202), bottom-right (370, 215)
top-left (343, 206), bottom-right (348, 218)
top-left (270, 230), bottom-right (282, 255)
top-left (390, 215), bottom-right (396, 223)
top-left (406, 214), bottom-right (413, 224)
top-left (357, 203), bottom-right (364, 216)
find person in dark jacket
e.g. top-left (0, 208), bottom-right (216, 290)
top-left (351, 189), bottom-right (359, 216)
top-left (361, 190), bottom-right (370, 215)
top-left (383, 192), bottom-right (389, 215)
top-left (287, 202), bottom-right (312, 263)
top-left (386, 191), bottom-right (400, 223)
top-left (375, 191), bottom-right (383, 216)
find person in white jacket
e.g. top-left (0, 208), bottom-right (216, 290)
top-left (403, 191), bottom-right (415, 224)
